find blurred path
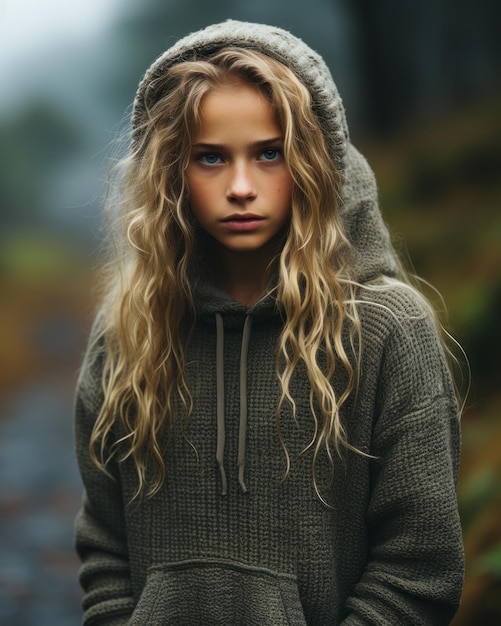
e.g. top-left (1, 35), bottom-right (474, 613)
top-left (0, 379), bottom-right (82, 625)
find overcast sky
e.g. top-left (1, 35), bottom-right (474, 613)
top-left (0, 0), bottom-right (122, 83)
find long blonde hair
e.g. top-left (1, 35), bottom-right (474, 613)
top-left (90, 48), bottom-right (431, 498)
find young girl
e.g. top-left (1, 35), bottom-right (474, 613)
top-left (74, 20), bottom-right (464, 625)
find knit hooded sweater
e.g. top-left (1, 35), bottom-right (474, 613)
top-left (74, 20), bottom-right (464, 626)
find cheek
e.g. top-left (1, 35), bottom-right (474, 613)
top-left (188, 173), bottom-right (219, 201)
top-left (186, 180), bottom-right (217, 225)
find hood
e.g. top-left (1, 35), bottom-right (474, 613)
top-left (132, 19), bottom-right (399, 284)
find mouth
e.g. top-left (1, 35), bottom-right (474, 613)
top-left (222, 213), bottom-right (264, 222)
top-left (221, 213), bottom-right (265, 231)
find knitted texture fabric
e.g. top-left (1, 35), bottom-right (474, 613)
top-left (74, 20), bottom-right (464, 625)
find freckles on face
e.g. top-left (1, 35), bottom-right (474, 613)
top-left (185, 81), bottom-right (293, 256)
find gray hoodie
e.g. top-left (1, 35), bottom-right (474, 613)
top-left (75, 20), bottom-right (463, 625)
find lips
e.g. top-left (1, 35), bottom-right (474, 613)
top-left (222, 213), bottom-right (263, 222)
top-left (221, 213), bottom-right (265, 231)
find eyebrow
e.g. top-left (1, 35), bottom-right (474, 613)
top-left (192, 137), bottom-right (284, 150)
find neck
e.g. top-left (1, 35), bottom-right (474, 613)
top-left (209, 244), bottom-right (280, 306)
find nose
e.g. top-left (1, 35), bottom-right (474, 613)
top-left (226, 162), bottom-right (257, 202)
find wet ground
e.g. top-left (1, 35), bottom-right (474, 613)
top-left (0, 378), bottom-right (82, 625)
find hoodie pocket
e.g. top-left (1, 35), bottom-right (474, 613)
top-left (128, 558), bottom-right (307, 625)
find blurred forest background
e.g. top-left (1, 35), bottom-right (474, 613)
top-left (0, 0), bottom-right (499, 623)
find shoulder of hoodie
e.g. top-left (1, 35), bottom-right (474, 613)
top-left (354, 279), bottom-right (457, 414)
top-left (355, 278), bottom-right (444, 354)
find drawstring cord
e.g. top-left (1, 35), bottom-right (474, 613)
top-left (238, 315), bottom-right (253, 493)
top-left (215, 313), bottom-right (227, 495)
top-left (214, 312), bottom-right (253, 495)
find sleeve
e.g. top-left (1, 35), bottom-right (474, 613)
top-left (342, 307), bottom-right (464, 625)
top-left (74, 318), bottom-right (135, 625)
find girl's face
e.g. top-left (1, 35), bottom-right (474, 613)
top-left (186, 81), bottom-right (293, 260)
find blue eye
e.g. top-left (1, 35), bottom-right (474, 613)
top-left (261, 149), bottom-right (280, 161)
top-left (199, 153), bottom-right (222, 165)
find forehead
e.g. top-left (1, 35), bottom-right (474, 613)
top-left (195, 82), bottom-right (281, 142)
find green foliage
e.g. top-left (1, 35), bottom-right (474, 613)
top-left (474, 542), bottom-right (501, 577)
